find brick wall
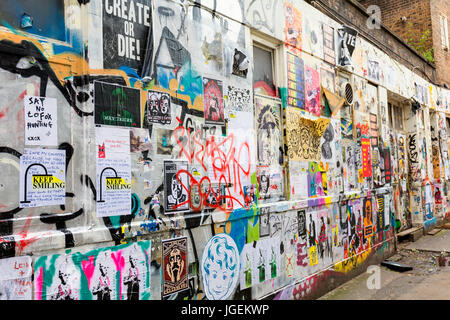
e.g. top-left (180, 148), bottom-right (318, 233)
top-left (360, 0), bottom-right (449, 86)
top-left (360, 0), bottom-right (433, 51)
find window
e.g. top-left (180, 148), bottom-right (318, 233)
top-left (440, 14), bottom-right (449, 50)
top-left (0, 0), bottom-right (65, 41)
top-left (251, 32), bottom-right (283, 98)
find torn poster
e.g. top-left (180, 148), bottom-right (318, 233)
top-left (24, 95), bottom-right (58, 146)
top-left (0, 256), bottom-right (33, 300)
top-left (19, 148), bottom-right (66, 208)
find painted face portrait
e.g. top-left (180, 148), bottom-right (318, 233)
top-left (201, 234), bottom-right (240, 300)
top-left (171, 177), bottom-right (182, 200)
top-left (167, 248), bottom-right (184, 282)
top-left (149, 94), bottom-right (159, 115)
top-left (160, 96), bottom-right (170, 115)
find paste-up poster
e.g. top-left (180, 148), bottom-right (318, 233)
top-left (24, 96), bottom-right (58, 146)
top-left (286, 108), bottom-right (328, 161)
top-left (19, 148), bottom-right (66, 208)
top-left (143, 90), bottom-right (171, 127)
top-left (363, 197), bottom-right (374, 238)
top-left (0, 256), bottom-right (33, 300)
top-left (162, 237), bottom-right (188, 298)
top-left (156, 128), bottom-right (174, 155)
top-left (102, 0), bottom-right (151, 75)
top-left (286, 52), bottom-right (305, 109)
top-left (201, 234), bottom-right (240, 300)
top-left (34, 241), bottom-right (152, 300)
top-left (130, 128), bottom-right (152, 153)
top-left (260, 207), bottom-right (270, 237)
top-left (163, 160), bottom-right (189, 214)
top-left (94, 81), bottom-right (141, 127)
top-left (304, 65), bottom-right (321, 116)
top-left (255, 95), bottom-right (283, 166)
top-left (284, 2), bottom-right (302, 50)
top-left (289, 161), bottom-right (309, 199)
top-left (96, 127), bottom-right (131, 217)
top-left (227, 85), bottom-right (252, 113)
top-left (240, 237), bottom-right (280, 289)
top-left (361, 138), bottom-right (372, 177)
top-left (350, 199), bottom-right (364, 254)
top-left (203, 77), bottom-right (225, 125)
top-left (376, 195), bottom-right (385, 232)
top-left (337, 25), bottom-right (358, 67)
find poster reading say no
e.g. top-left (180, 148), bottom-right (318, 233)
top-left (24, 96), bottom-right (57, 146)
top-left (102, 0), bottom-right (151, 75)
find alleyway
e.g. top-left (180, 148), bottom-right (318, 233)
top-left (319, 229), bottom-right (450, 300)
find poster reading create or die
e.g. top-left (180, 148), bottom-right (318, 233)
top-left (19, 148), bottom-right (66, 208)
top-left (24, 95), bottom-right (58, 146)
top-left (96, 127), bottom-right (131, 217)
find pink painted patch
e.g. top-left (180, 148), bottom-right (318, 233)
top-left (81, 256), bottom-right (96, 288)
top-left (111, 251), bottom-right (125, 299)
top-left (35, 267), bottom-right (44, 300)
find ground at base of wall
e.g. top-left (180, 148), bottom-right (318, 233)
top-left (318, 231), bottom-right (450, 300)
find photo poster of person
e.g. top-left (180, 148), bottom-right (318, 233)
top-left (102, 0), bottom-right (151, 75)
top-left (162, 237), bottom-right (189, 298)
top-left (163, 160), bottom-right (189, 214)
top-left (94, 81), bottom-right (142, 128)
top-left (203, 77), bottom-right (225, 125)
top-left (143, 90), bottom-right (171, 127)
top-left (255, 94), bottom-right (283, 166)
top-left (33, 241), bottom-right (152, 300)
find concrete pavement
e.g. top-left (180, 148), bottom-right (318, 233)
top-left (318, 230), bottom-right (450, 300)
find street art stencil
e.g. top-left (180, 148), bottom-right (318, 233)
top-left (143, 90), bottom-right (171, 126)
top-left (94, 81), bottom-right (141, 127)
top-left (201, 233), bottom-right (240, 300)
top-left (162, 237), bottom-right (188, 298)
top-left (203, 77), bottom-right (225, 125)
top-left (34, 241), bottom-right (152, 300)
top-left (304, 65), bottom-right (321, 116)
top-left (286, 52), bottom-right (305, 109)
